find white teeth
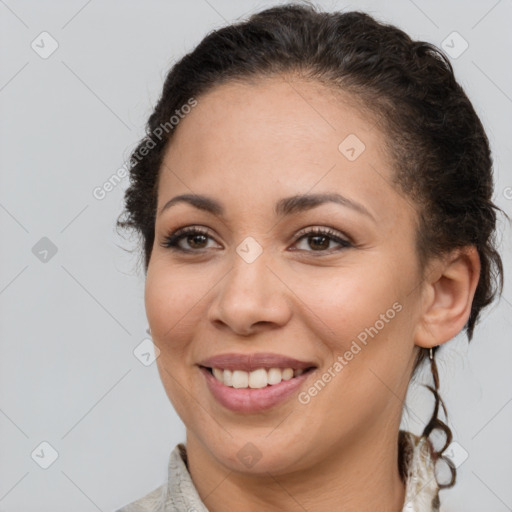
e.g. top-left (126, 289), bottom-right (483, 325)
top-left (212, 368), bottom-right (223, 382)
top-left (248, 368), bottom-right (268, 388)
top-left (232, 370), bottom-right (249, 388)
top-left (267, 368), bottom-right (283, 385)
top-left (223, 369), bottom-right (232, 386)
top-left (282, 368), bottom-right (294, 381)
top-left (210, 367), bottom-right (308, 388)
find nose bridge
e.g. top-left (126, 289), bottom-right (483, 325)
top-left (233, 239), bottom-right (271, 290)
top-left (226, 237), bottom-right (275, 303)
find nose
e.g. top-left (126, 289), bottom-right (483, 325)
top-left (207, 247), bottom-right (292, 336)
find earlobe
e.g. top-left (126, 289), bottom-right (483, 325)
top-left (415, 247), bottom-right (481, 349)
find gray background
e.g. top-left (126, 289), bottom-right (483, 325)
top-left (0, 0), bottom-right (511, 510)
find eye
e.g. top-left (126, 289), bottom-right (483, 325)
top-left (291, 226), bottom-right (352, 253)
top-left (160, 226), bottom-right (220, 252)
top-left (160, 225), bottom-right (353, 254)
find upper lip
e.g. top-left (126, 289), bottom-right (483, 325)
top-left (198, 352), bottom-right (317, 372)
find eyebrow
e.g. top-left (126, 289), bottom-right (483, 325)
top-left (158, 192), bottom-right (375, 221)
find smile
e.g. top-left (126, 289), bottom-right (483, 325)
top-left (199, 365), bottom-right (317, 413)
top-left (207, 366), bottom-right (312, 388)
top-left (197, 352), bottom-right (318, 412)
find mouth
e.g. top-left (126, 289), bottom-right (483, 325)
top-left (197, 352), bottom-right (319, 412)
top-left (198, 363), bottom-right (318, 413)
top-left (200, 365), bottom-right (317, 389)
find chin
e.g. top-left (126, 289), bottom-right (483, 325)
top-left (202, 432), bottom-right (311, 476)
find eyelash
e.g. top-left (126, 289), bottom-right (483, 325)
top-left (160, 225), bottom-right (353, 254)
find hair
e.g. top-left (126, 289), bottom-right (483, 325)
top-left (117, 2), bottom-right (505, 490)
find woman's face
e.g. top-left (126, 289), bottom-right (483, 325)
top-left (145, 77), bottom-right (425, 474)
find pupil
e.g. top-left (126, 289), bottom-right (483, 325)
top-left (310, 235), bottom-right (329, 250)
top-left (189, 234), bottom-right (207, 248)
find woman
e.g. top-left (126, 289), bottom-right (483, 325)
top-left (115, 3), bottom-right (504, 511)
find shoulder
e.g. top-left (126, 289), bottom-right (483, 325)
top-left (115, 443), bottom-right (209, 512)
top-left (115, 483), bottom-right (166, 512)
top-left (400, 430), bottom-right (441, 512)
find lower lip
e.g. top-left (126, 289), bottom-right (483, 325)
top-left (199, 366), bottom-right (316, 413)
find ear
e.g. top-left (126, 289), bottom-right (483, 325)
top-left (414, 246), bottom-right (481, 349)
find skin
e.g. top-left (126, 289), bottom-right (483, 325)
top-left (145, 76), bottom-right (480, 512)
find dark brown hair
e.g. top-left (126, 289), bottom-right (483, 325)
top-left (117, 2), bottom-right (504, 489)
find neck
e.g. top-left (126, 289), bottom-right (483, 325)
top-left (186, 424), bottom-right (406, 512)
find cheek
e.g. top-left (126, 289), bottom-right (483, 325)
top-left (289, 267), bottom-right (402, 344)
top-left (144, 262), bottom-right (207, 415)
top-left (144, 261), bottom-right (207, 355)
top-left (288, 265), bottom-right (413, 402)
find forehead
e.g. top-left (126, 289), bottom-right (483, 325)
top-left (166, 76), bottom-right (384, 164)
top-left (156, 77), bottom-right (409, 226)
